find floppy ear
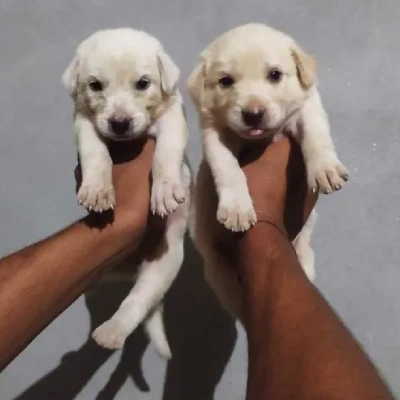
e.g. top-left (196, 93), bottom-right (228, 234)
top-left (291, 45), bottom-right (317, 90)
top-left (62, 54), bottom-right (80, 97)
top-left (158, 49), bottom-right (180, 95)
top-left (187, 60), bottom-right (207, 109)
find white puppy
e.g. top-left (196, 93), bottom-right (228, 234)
top-left (62, 28), bottom-right (191, 358)
top-left (188, 23), bottom-right (348, 322)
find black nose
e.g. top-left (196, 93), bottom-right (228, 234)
top-left (109, 118), bottom-right (131, 135)
top-left (242, 108), bottom-right (265, 127)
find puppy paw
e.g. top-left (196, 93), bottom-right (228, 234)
top-left (307, 156), bottom-right (349, 194)
top-left (92, 319), bottom-right (128, 350)
top-left (217, 191), bottom-right (257, 232)
top-left (151, 177), bottom-right (185, 217)
top-left (77, 182), bottom-right (115, 213)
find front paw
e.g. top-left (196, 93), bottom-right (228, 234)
top-left (307, 156), bottom-right (349, 194)
top-left (77, 181), bottom-right (116, 212)
top-left (92, 319), bottom-right (128, 350)
top-left (151, 178), bottom-right (185, 217)
top-left (217, 191), bottom-right (257, 232)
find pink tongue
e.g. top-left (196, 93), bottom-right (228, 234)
top-left (248, 129), bottom-right (264, 136)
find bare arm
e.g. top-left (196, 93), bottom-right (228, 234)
top-left (0, 138), bottom-right (158, 371)
top-left (237, 137), bottom-right (394, 399)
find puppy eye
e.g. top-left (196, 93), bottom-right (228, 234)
top-left (218, 75), bottom-right (235, 88)
top-left (136, 76), bottom-right (151, 91)
top-left (267, 69), bottom-right (283, 83)
top-left (88, 80), bottom-right (103, 92)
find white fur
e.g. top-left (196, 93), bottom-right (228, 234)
top-left (63, 28), bottom-right (191, 358)
top-left (93, 164), bottom-right (191, 357)
top-left (188, 24), bottom-right (349, 323)
top-left (150, 93), bottom-right (188, 216)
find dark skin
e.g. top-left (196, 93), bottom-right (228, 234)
top-left (0, 136), bottom-right (394, 400)
top-left (0, 138), bottom-right (165, 371)
top-left (237, 137), bottom-right (394, 400)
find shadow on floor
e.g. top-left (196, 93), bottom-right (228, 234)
top-left (13, 238), bottom-right (237, 400)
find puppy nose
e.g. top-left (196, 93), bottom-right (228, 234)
top-left (241, 108), bottom-right (265, 127)
top-left (109, 117), bottom-right (131, 135)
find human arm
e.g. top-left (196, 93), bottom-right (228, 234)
top-left (237, 137), bottom-right (394, 400)
top-left (0, 138), bottom-right (159, 371)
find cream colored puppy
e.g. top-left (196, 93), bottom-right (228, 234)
top-left (63, 28), bottom-right (191, 358)
top-left (188, 23), bottom-right (348, 321)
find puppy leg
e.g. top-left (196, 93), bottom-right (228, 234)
top-left (203, 127), bottom-right (256, 232)
top-left (92, 165), bottom-right (190, 356)
top-left (204, 250), bottom-right (244, 324)
top-left (92, 224), bottom-right (183, 355)
top-left (293, 210), bottom-right (317, 282)
top-left (300, 90), bottom-right (349, 194)
top-left (75, 113), bottom-right (115, 212)
top-left (151, 94), bottom-right (188, 217)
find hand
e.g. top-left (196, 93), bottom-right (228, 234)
top-left (238, 136), bottom-right (317, 240)
top-left (75, 137), bottom-right (156, 233)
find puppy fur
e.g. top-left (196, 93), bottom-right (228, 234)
top-left (63, 28), bottom-right (191, 358)
top-left (188, 23), bottom-right (348, 322)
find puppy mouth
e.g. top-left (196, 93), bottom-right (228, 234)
top-left (246, 128), bottom-right (265, 137)
top-left (237, 127), bottom-right (277, 140)
top-left (97, 125), bottom-right (146, 141)
top-left (106, 133), bottom-right (135, 141)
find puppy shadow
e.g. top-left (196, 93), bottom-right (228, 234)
top-left (12, 237), bottom-right (237, 400)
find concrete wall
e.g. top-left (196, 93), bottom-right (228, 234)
top-left (0, 1), bottom-right (399, 398)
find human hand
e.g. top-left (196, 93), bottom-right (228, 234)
top-left (75, 137), bottom-right (156, 234)
top-left (238, 135), bottom-right (317, 240)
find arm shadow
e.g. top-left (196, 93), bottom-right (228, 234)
top-left (12, 236), bottom-right (237, 400)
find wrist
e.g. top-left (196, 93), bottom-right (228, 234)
top-left (118, 207), bottom-right (150, 240)
top-left (238, 222), bottom-right (287, 259)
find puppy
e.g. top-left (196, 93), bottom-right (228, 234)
top-left (188, 23), bottom-right (348, 322)
top-left (62, 28), bottom-right (191, 358)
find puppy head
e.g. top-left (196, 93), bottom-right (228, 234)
top-left (62, 28), bottom-right (179, 141)
top-left (188, 24), bottom-right (317, 139)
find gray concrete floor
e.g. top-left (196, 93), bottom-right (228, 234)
top-left (0, 1), bottom-right (399, 399)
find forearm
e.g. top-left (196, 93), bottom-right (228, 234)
top-left (0, 138), bottom-right (157, 371)
top-left (0, 210), bottom-right (143, 371)
top-left (239, 223), bottom-right (394, 400)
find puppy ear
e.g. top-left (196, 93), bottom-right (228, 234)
top-left (187, 60), bottom-right (207, 109)
top-left (158, 49), bottom-right (180, 95)
top-left (291, 45), bottom-right (317, 90)
top-left (62, 54), bottom-right (80, 97)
